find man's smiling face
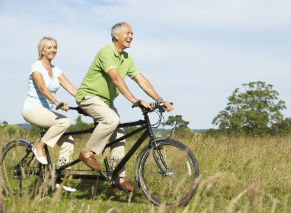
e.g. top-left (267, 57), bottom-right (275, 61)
top-left (115, 24), bottom-right (133, 50)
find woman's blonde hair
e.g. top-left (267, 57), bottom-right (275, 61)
top-left (37, 36), bottom-right (58, 60)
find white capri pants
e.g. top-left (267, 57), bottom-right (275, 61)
top-left (22, 105), bottom-right (75, 167)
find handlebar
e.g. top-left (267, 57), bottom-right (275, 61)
top-left (132, 100), bottom-right (173, 113)
top-left (56, 101), bottom-right (172, 116)
top-left (68, 106), bottom-right (89, 116)
top-left (56, 102), bottom-right (88, 116)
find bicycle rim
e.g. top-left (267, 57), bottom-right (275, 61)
top-left (1, 141), bottom-right (42, 198)
top-left (138, 139), bottom-right (199, 206)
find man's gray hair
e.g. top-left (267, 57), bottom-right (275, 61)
top-left (111, 22), bottom-right (128, 41)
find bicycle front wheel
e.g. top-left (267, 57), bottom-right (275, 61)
top-left (136, 138), bottom-right (199, 206)
top-left (0, 140), bottom-right (43, 198)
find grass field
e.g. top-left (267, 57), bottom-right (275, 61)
top-left (0, 132), bottom-right (290, 213)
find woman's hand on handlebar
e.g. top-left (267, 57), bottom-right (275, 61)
top-left (56, 103), bottom-right (88, 115)
top-left (61, 103), bottom-right (70, 111)
top-left (56, 102), bottom-right (69, 111)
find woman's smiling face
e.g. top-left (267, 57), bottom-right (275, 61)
top-left (41, 41), bottom-right (57, 61)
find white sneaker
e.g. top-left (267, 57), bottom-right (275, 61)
top-left (32, 146), bottom-right (48, 164)
top-left (55, 183), bottom-right (77, 192)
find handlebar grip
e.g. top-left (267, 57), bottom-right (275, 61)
top-left (132, 100), bottom-right (141, 108)
top-left (56, 102), bottom-right (64, 110)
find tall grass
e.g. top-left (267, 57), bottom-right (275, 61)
top-left (0, 131), bottom-right (290, 213)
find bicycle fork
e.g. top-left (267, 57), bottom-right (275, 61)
top-left (152, 141), bottom-right (173, 177)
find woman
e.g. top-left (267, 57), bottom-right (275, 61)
top-left (22, 36), bottom-right (77, 168)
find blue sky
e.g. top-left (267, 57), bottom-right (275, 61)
top-left (0, 0), bottom-right (290, 129)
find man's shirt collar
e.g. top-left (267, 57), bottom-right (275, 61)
top-left (111, 43), bottom-right (127, 61)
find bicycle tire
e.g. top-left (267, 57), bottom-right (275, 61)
top-left (135, 138), bottom-right (199, 206)
top-left (0, 140), bottom-right (44, 198)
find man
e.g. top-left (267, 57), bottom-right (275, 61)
top-left (76, 22), bottom-right (173, 191)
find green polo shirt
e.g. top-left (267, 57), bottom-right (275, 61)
top-left (76, 43), bottom-right (140, 106)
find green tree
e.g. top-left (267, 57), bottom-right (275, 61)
top-left (271, 117), bottom-right (291, 136)
top-left (1, 121), bottom-right (8, 128)
top-left (163, 115), bottom-right (190, 136)
top-left (68, 115), bottom-right (95, 139)
top-left (212, 81), bottom-right (287, 136)
top-left (28, 124), bottom-right (41, 137)
top-left (69, 115), bottom-right (94, 131)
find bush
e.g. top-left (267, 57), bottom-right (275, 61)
top-left (2, 125), bottom-right (28, 137)
top-left (172, 127), bottom-right (196, 138)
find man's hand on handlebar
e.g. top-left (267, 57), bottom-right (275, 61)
top-left (132, 100), bottom-right (152, 112)
top-left (160, 100), bottom-right (174, 112)
top-left (140, 100), bottom-right (152, 110)
top-left (132, 99), bottom-right (173, 113)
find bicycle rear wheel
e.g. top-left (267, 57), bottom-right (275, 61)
top-left (0, 140), bottom-right (43, 198)
top-left (136, 138), bottom-right (199, 206)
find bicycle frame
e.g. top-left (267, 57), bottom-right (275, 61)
top-left (2, 102), bottom-right (200, 206)
top-left (52, 111), bottom-right (158, 183)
